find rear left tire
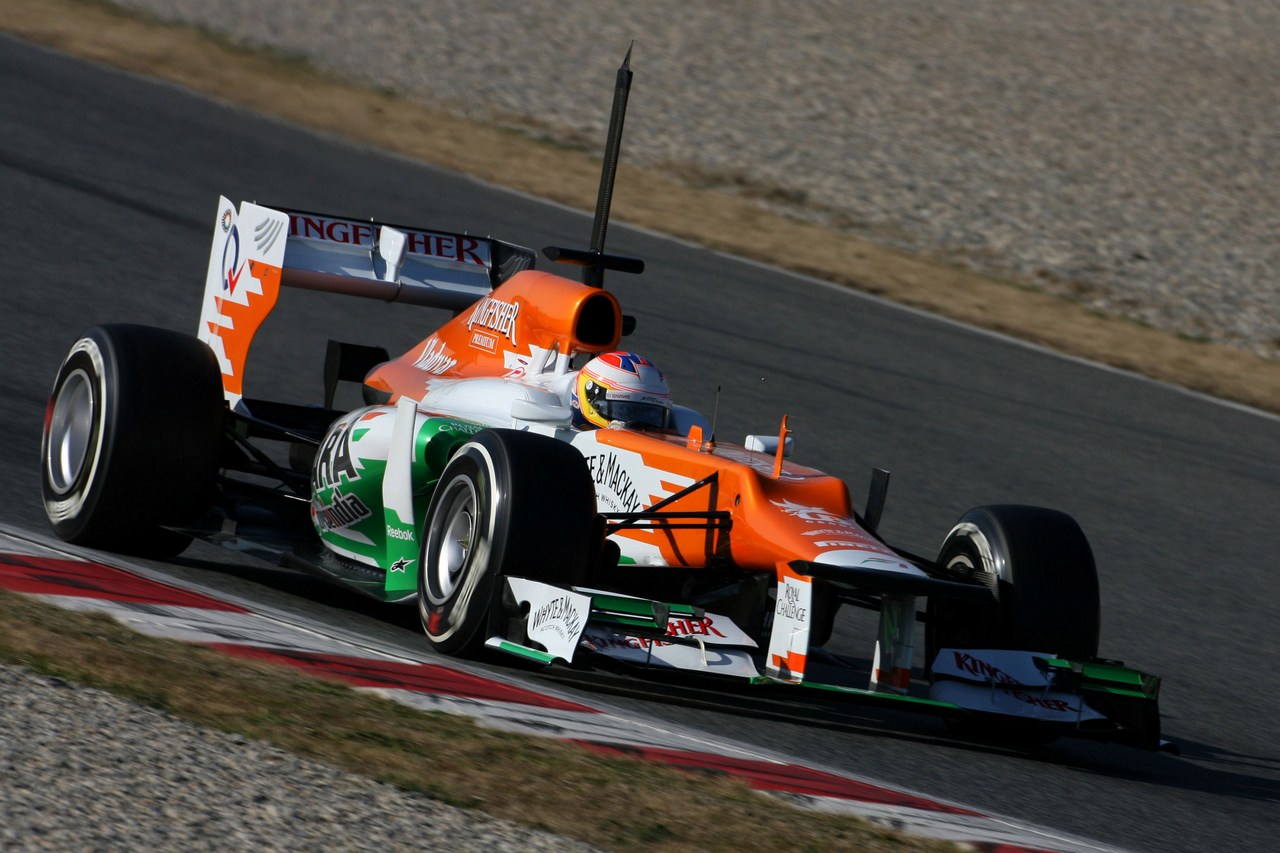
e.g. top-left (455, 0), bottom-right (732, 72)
top-left (41, 324), bottom-right (225, 557)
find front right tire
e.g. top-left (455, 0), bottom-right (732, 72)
top-left (924, 504), bottom-right (1102, 744)
top-left (926, 504), bottom-right (1101, 664)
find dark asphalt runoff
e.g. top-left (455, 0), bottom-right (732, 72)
top-left (3, 35), bottom-right (1278, 853)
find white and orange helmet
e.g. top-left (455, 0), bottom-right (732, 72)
top-left (573, 352), bottom-right (672, 430)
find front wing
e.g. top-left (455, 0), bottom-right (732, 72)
top-left (490, 577), bottom-right (1168, 751)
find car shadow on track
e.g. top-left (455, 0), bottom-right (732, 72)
top-left (170, 549), bottom-right (1280, 805)
top-left (535, 658), bottom-right (1280, 803)
top-left (169, 550), bottom-right (422, 633)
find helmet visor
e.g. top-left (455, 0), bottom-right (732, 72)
top-left (598, 399), bottom-right (670, 430)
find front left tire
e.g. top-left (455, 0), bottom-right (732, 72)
top-left (418, 429), bottom-right (598, 656)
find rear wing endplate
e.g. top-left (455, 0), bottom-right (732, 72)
top-left (197, 197), bottom-right (535, 407)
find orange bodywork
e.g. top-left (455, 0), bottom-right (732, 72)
top-left (208, 259), bottom-right (282, 401)
top-left (366, 270), bottom-right (622, 400)
top-left (361, 268), bottom-right (903, 581)
top-left (592, 427), bottom-right (903, 576)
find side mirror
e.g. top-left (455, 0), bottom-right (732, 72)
top-left (744, 434), bottom-right (793, 457)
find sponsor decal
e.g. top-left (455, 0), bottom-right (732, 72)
top-left (289, 215), bottom-right (376, 247)
top-left (470, 331), bottom-right (497, 353)
top-left (401, 230), bottom-right (486, 265)
top-left (944, 652), bottom-right (1079, 712)
top-left (433, 420), bottom-right (485, 435)
top-left (412, 336), bottom-right (457, 375)
top-left (315, 488), bottom-right (371, 531)
top-left (287, 215), bottom-right (487, 266)
top-left (571, 435), bottom-right (695, 536)
top-left (667, 617), bottom-right (728, 639)
top-left (585, 616), bottom-right (731, 651)
top-left (388, 557), bottom-right (413, 573)
top-left (221, 224), bottom-right (246, 295)
top-left (466, 296), bottom-right (519, 347)
top-left (584, 452), bottom-right (644, 514)
top-left (952, 651), bottom-right (1020, 686)
top-left (253, 214), bottom-right (284, 255)
top-left (220, 207), bottom-right (233, 233)
top-left (386, 526), bottom-right (416, 542)
top-left (529, 594), bottom-right (584, 641)
top-left (773, 501), bottom-right (903, 560)
top-left (1011, 692), bottom-right (1077, 713)
top-left (580, 615), bottom-right (761, 678)
top-left (776, 582), bottom-right (809, 623)
top-left (313, 421), bottom-right (361, 491)
top-left (506, 579), bottom-right (591, 661)
top-left (582, 633), bottom-right (650, 652)
top-left (772, 499), bottom-right (858, 527)
top-left (767, 575), bottom-right (812, 680)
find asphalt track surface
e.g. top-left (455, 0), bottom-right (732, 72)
top-left (3, 37), bottom-right (1278, 853)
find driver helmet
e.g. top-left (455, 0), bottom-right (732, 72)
top-left (573, 352), bottom-right (672, 430)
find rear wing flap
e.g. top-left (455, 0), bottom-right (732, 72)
top-left (198, 197), bottom-right (535, 406)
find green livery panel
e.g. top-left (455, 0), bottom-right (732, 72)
top-left (310, 407), bottom-right (484, 592)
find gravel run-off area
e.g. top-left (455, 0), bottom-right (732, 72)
top-left (112, 0), bottom-right (1280, 360)
top-left (0, 665), bottom-right (595, 852)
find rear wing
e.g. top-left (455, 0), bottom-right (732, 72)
top-left (197, 197), bottom-right (535, 406)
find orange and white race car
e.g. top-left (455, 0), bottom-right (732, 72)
top-left (39, 53), bottom-right (1166, 750)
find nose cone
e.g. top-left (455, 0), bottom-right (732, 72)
top-left (809, 547), bottom-right (926, 577)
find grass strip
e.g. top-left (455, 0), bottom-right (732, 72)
top-left (0, 587), bottom-right (948, 852)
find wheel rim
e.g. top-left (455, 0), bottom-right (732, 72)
top-left (426, 476), bottom-right (478, 603)
top-left (45, 368), bottom-right (96, 495)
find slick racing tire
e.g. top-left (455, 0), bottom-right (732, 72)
top-left (418, 429), bottom-right (597, 656)
top-left (41, 325), bottom-right (225, 557)
top-left (926, 504), bottom-right (1101, 666)
top-left (925, 505), bottom-right (1101, 745)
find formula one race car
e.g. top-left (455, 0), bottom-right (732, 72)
top-left (39, 53), bottom-right (1166, 750)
